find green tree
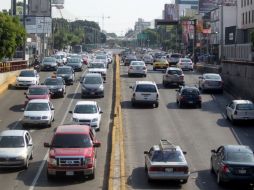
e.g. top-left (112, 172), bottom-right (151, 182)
top-left (0, 12), bottom-right (26, 59)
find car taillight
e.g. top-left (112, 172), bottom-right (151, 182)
top-left (221, 164), bottom-right (230, 173)
top-left (174, 167), bottom-right (189, 174)
top-left (234, 110), bottom-right (237, 115)
top-left (149, 167), bottom-right (164, 172)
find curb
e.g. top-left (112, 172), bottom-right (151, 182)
top-left (0, 75), bottom-right (17, 95)
top-left (108, 55), bottom-right (126, 190)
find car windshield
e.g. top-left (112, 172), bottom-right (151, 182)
top-left (26, 102), bottom-right (49, 111)
top-left (45, 79), bottom-right (63, 85)
top-left (168, 70), bottom-right (182, 75)
top-left (136, 84), bottom-right (157, 93)
top-left (51, 134), bottom-right (92, 148)
top-left (84, 76), bottom-right (102, 84)
top-left (182, 89), bottom-right (199, 95)
top-left (68, 58), bottom-right (80, 63)
top-left (28, 88), bottom-right (48, 95)
top-left (204, 74), bottom-right (221, 80)
top-left (43, 57), bottom-right (55, 62)
top-left (0, 136), bottom-right (25, 148)
top-left (90, 63), bottom-right (105, 68)
top-left (236, 104), bottom-right (254, 110)
top-left (74, 104), bottom-right (97, 114)
top-left (19, 71), bottom-right (35, 77)
top-left (152, 150), bottom-right (184, 162)
top-left (131, 62), bottom-right (144, 66)
top-left (227, 151), bottom-right (254, 163)
top-left (57, 68), bottom-right (72, 74)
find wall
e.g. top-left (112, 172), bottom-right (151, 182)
top-left (0, 70), bottom-right (20, 86)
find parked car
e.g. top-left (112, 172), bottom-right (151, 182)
top-left (16, 70), bottom-right (40, 88)
top-left (0, 130), bottom-right (33, 169)
top-left (56, 66), bottom-right (75, 85)
top-left (130, 81), bottom-right (159, 108)
top-left (80, 73), bottom-right (104, 98)
top-left (69, 101), bottom-right (103, 131)
top-left (44, 125), bottom-right (101, 179)
top-left (128, 61), bottom-right (147, 77)
top-left (42, 76), bottom-right (66, 98)
top-left (66, 58), bottom-right (83, 72)
top-left (177, 58), bottom-right (194, 71)
top-left (176, 86), bottom-right (202, 108)
top-left (153, 58), bottom-right (169, 71)
top-left (124, 54), bottom-right (137, 66)
top-left (144, 139), bottom-right (189, 184)
top-left (24, 85), bottom-right (51, 105)
top-left (41, 57), bottom-right (58, 71)
top-left (21, 99), bottom-right (55, 128)
top-left (198, 73), bottom-right (223, 93)
top-left (210, 145), bottom-right (254, 186)
top-left (167, 53), bottom-right (182, 66)
top-left (88, 62), bottom-right (107, 81)
top-left (162, 67), bottom-right (184, 87)
top-left (226, 100), bottom-right (254, 124)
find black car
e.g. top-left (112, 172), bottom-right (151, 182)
top-left (176, 86), bottom-right (202, 108)
top-left (66, 58), bottom-right (83, 71)
top-left (42, 77), bottom-right (66, 98)
top-left (211, 145), bottom-right (254, 186)
top-left (41, 57), bottom-right (58, 71)
top-left (124, 54), bottom-right (137, 66)
top-left (56, 66), bottom-right (75, 85)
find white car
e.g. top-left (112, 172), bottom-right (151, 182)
top-left (16, 70), bottom-right (40, 88)
top-left (177, 58), bottom-right (194, 71)
top-left (198, 73), bottom-right (223, 93)
top-left (69, 101), bottom-right (103, 131)
top-left (88, 62), bottom-right (107, 81)
top-left (0, 130), bottom-right (33, 169)
top-left (21, 99), bottom-right (55, 127)
top-left (130, 81), bottom-right (159, 108)
top-left (226, 100), bottom-right (254, 124)
top-left (128, 61), bottom-right (147, 77)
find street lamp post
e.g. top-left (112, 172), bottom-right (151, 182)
top-left (220, 5), bottom-right (224, 63)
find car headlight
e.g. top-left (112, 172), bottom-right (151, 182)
top-left (91, 118), bottom-right (98, 122)
top-left (15, 155), bottom-right (26, 160)
top-left (58, 88), bottom-right (63, 92)
top-left (73, 118), bottom-right (79, 122)
top-left (42, 116), bottom-right (49, 120)
top-left (99, 85), bottom-right (104, 90)
top-left (49, 158), bottom-right (57, 166)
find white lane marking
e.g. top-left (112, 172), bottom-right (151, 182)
top-left (28, 77), bottom-right (82, 190)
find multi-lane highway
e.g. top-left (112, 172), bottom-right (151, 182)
top-left (0, 64), bottom-right (113, 190)
top-left (121, 64), bottom-right (254, 190)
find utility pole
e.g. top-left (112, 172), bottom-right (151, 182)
top-left (220, 5), bottom-right (224, 63)
top-left (23, 0), bottom-right (26, 60)
top-left (193, 19), bottom-right (197, 64)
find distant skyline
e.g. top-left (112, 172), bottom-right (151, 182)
top-left (1, 0), bottom-right (173, 36)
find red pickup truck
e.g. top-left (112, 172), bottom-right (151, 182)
top-left (44, 125), bottom-right (101, 179)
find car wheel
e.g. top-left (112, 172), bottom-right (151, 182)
top-left (101, 92), bottom-right (104, 98)
top-left (179, 102), bottom-right (183, 108)
top-left (30, 151), bottom-right (34, 160)
top-left (47, 171), bottom-right (54, 180)
top-left (198, 103), bottom-right (202, 108)
top-left (217, 172), bottom-right (224, 186)
top-left (162, 80), bottom-right (166, 87)
top-left (155, 102), bottom-right (159, 108)
top-left (132, 101), bottom-right (136, 107)
top-left (144, 74), bottom-right (147, 77)
top-left (231, 116), bottom-right (236, 125)
top-left (153, 67), bottom-right (156, 71)
top-left (48, 122), bottom-right (52, 128)
top-left (61, 93), bottom-right (64, 98)
top-left (210, 159), bottom-right (214, 173)
top-left (24, 158), bottom-right (29, 169)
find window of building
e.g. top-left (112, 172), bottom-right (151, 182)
top-left (253, 10), bottom-right (254, 23)
top-left (244, 0), bottom-right (246, 6)
top-left (242, 13), bottom-right (244, 25)
top-left (249, 11), bottom-right (251, 24)
top-left (246, 12), bottom-right (248, 24)
top-left (241, 0), bottom-right (243, 7)
top-left (247, 0), bottom-right (249, 5)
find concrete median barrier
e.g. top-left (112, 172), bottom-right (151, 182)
top-left (0, 71), bottom-right (20, 95)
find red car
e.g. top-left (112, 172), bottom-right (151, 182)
top-left (44, 125), bottom-right (101, 179)
top-left (82, 54), bottom-right (89, 65)
top-left (24, 85), bottom-right (51, 105)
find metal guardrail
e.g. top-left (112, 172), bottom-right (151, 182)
top-left (0, 60), bottom-right (28, 73)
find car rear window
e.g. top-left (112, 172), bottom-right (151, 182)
top-left (236, 104), bottom-right (254, 110)
top-left (182, 89), bottom-right (199, 95)
top-left (74, 104), bottom-right (97, 114)
top-left (204, 74), bottom-right (221, 80)
top-left (171, 54), bottom-right (181, 58)
top-left (136, 84), bottom-right (157, 93)
top-left (28, 88), bottom-right (48, 95)
top-left (45, 78), bottom-right (63, 85)
top-left (84, 76), bottom-right (102, 84)
top-left (51, 134), bottom-right (92, 148)
top-left (57, 68), bottom-right (72, 74)
top-left (168, 70), bottom-right (182, 75)
top-left (152, 150), bottom-right (184, 162)
top-left (227, 151), bottom-right (254, 163)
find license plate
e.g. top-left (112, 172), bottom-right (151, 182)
top-left (90, 92), bottom-right (95, 95)
top-left (165, 168), bottom-right (173, 172)
top-left (66, 171), bottom-right (74, 176)
top-left (238, 169), bottom-right (246, 174)
top-left (188, 101), bottom-right (193, 104)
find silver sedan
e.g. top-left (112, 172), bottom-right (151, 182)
top-left (198, 73), bottom-right (223, 93)
top-left (128, 61), bottom-right (147, 77)
top-left (0, 130), bottom-right (33, 169)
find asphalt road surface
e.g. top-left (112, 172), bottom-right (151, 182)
top-left (0, 63), bottom-right (113, 190)
top-left (121, 64), bottom-right (254, 190)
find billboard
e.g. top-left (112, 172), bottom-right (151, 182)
top-left (25, 17), bottom-right (52, 34)
top-left (52, 0), bottom-right (65, 8)
top-left (28, 0), bottom-right (51, 17)
top-left (164, 4), bottom-right (179, 22)
top-left (199, 0), bottom-right (217, 13)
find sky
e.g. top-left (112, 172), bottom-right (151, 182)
top-left (0, 0), bottom-right (173, 36)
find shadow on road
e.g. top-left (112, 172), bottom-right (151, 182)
top-left (9, 104), bottom-right (24, 112)
top-left (121, 101), bottom-right (157, 110)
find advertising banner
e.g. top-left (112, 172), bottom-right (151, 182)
top-left (164, 4), bottom-right (179, 22)
top-left (199, 0), bottom-right (217, 13)
top-left (28, 0), bottom-right (51, 17)
top-left (25, 17), bottom-right (52, 34)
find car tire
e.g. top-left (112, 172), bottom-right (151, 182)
top-left (162, 80), bottom-right (166, 87)
top-left (144, 74), bottom-right (146, 77)
top-left (155, 102), bottom-right (159, 108)
top-left (30, 151), bottom-right (34, 160)
top-left (198, 103), bottom-right (202, 108)
top-left (101, 92), bottom-right (104, 98)
top-left (24, 158), bottom-right (29, 169)
top-left (179, 102), bottom-right (183, 108)
top-left (61, 93), bottom-right (64, 98)
top-left (217, 172), bottom-right (224, 186)
top-left (132, 101), bottom-right (136, 107)
top-left (48, 122), bottom-right (52, 128)
top-left (47, 171), bottom-right (54, 180)
top-left (210, 160), bottom-right (214, 173)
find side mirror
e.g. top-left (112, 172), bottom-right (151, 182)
top-left (51, 107), bottom-right (55, 110)
top-left (93, 141), bottom-right (101, 148)
top-left (99, 110), bottom-right (103, 114)
top-left (144, 151), bottom-right (149, 154)
top-left (44, 142), bottom-right (50, 148)
top-left (69, 111), bottom-right (73, 114)
top-left (183, 151), bottom-right (187, 155)
top-left (211, 149), bottom-right (216, 153)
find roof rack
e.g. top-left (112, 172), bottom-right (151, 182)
top-left (159, 139), bottom-right (176, 151)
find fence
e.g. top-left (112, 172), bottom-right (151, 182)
top-left (224, 43), bottom-right (252, 61)
top-left (0, 60), bottom-right (28, 73)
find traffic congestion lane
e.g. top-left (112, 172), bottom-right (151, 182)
top-left (121, 65), bottom-right (250, 190)
top-left (0, 62), bottom-right (113, 190)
